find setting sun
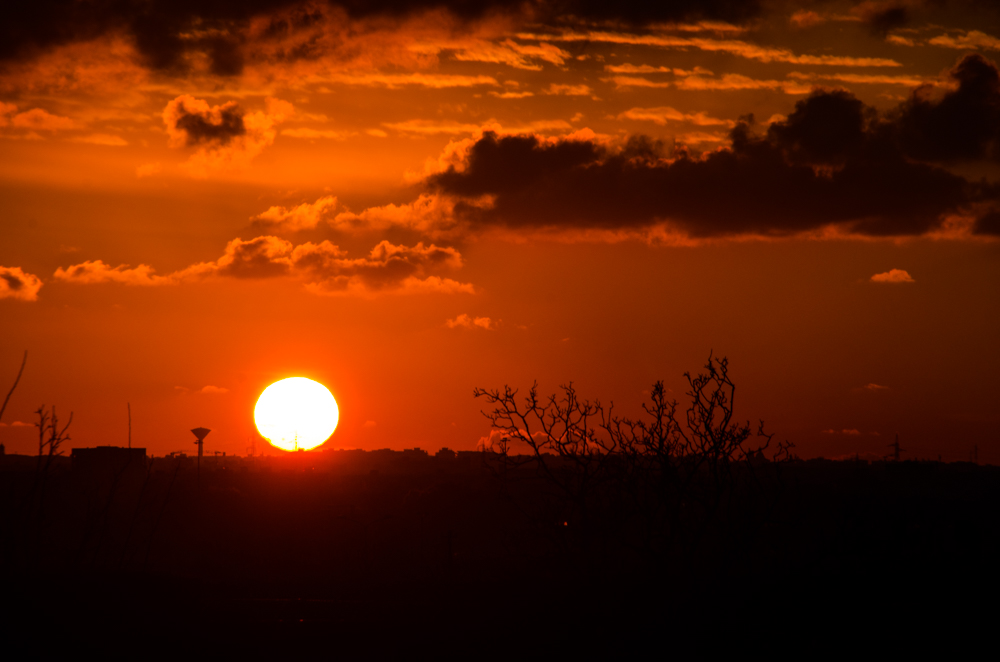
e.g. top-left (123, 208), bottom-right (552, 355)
top-left (254, 377), bottom-right (339, 451)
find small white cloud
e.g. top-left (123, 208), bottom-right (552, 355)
top-left (199, 385), bottom-right (228, 395)
top-left (363, 420), bottom-right (377, 428)
top-left (446, 313), bottom-right (494, 330)
top-left (871, 269), bottom-right (914, 283)
top-left (10, 421), bottom-right (31, 427)
top-left (864, 383), bottom-right (889, 391)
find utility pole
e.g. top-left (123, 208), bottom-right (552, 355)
top-left (127, 403), bottom-right (131, 449)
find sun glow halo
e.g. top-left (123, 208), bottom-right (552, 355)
top-left (254, 377), bottom-right (339, 451)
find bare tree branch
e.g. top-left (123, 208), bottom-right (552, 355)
top-left (0, 350), bottom-right (27, 424)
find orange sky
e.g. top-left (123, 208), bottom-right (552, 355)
top-left (2, 0), bottom-right (999, 461)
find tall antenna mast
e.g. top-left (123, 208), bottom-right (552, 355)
top-left (888, 432), bottom-right (904, 462)
top-left (127, 403), bottom-right (131, 449)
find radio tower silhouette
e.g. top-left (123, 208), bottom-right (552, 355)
top-left (888, 432), bottom-right (904, 462)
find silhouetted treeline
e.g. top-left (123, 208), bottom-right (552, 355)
top-left (1, 444), bottom-right (999, 642)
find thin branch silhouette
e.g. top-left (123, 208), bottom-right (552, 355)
top-left (0, 350), bottom-right (27, 424)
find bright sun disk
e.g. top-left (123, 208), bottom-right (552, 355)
top-left (254, 377), bottom-right (339, 451)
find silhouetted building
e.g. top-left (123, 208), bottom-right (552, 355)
top-left (71, 446), bottom-right (146, 476)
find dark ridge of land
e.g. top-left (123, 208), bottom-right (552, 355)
top-left (1, 450), bottom-right (998, 646)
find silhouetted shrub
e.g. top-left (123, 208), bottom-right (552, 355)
top-left (474, 355), bottom-right (793, 568)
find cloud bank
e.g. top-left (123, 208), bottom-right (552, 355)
top-left (397, 54), bottom-right (1000, 240)
top-left (54, 237), bottom-right (473, 296)
top-left (2, 1), bottom-right (768, 76)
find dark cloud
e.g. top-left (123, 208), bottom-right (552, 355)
top-left (973, 210), bottom-right (1000, 236)
top-left (3, 0), bottom-right (763, 75)
top-left (766, 89), bottom-right (872, 166)
top-left (167, 98), bottom-right (246, 146)
top-left (432, 135), bottom-right (602, 198)
top-left (891, 54), bottom-right (1000, 163)
top-left (4, 1), bottom-right (302, 72)
top-left (431, 128), bottom-right (968, 237)
top-left (865, 5), bottom-right (910, 36)
top-left (428, 56), bottom-right (1000, 238)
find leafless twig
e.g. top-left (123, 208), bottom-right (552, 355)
top-left (0, 350), bottom-right (27, 424)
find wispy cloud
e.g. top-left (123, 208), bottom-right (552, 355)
top-left (929, 30), bottom-right (1000, 52)
top-left (605, 76), bottom-right (671, 89)
top-left (383, 118), bottom-right (572, 136)
top-left (325, 72), bottom-right (498, 89)
top-left (673, 74), bottom-right (812, 94)
top-left (616, 106), bottom-right (733, 127)
top-left (606, 73), bottom-right (813, 94)
top-left (544, 83), bottom-right (592, 96)
top-left (280, 128), bottom-right (353, 140)
top-left (489, 91), bottom-right (534, 99)
top-left (788, 71), bottom-right (928, 87)
top-left (444, 39), bottom-right (570, 70)
top-left (70, 133), bottom-right (128, 146)
top-left (54, 261), bottom-right (168, 286)
top-left (4, 107), bottom-right (77, 131)
top-left (521, 31), bottom-right (901, 67)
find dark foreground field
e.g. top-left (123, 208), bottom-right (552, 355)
top-left (2, 450), bottom-right (999, 649)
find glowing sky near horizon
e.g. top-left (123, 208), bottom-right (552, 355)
top-left (1, 0), bottom-right (998, 461)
